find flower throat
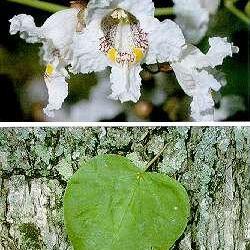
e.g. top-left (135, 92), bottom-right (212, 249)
top-left (99, 8), bottom-right (148, 66)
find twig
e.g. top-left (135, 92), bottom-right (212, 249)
top-left (224, 0), bottom-right (250, 25)
top-left (7, 0), bottom-right (66, 13)
top-left (155, 7), bottom-right (174, 16)
top-left (145, 144), bottom-right (168, 172)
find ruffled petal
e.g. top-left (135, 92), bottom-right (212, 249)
top-left (171, 38), bottom-right (238, 121)
top-left (191, 93), bottom-right (214, 121)
top-left (142, 17), bottom-right (186, 64)
top-left (39, 41), bottom-right (57, 66)
top-left (86, 0), bottom-right (111, 21)
top-left (201, 0), bottom-right (220, 14)
top-left (173, 0), bottom-right (209, 44)
top-left (10, 8), bottom-right (82, 116)
top-left (9, 9), bottom-right (78, 49)
top-left (109, 65), bottom-right (142, 103)
top-left (177, 38), bottom-right (239, 69)
top-left (171, 62), bottom-right (221, 121)
top-left (86, 0), bottom-right (154, 22)
top-left (172, 63), bottom-right (221, 96)
top-left (117, 0), bottom-right (154, 18)
top-left (10, 9), bottom-right (80, 67)
top-left (204, 37), bottom-right (239, 67)
top-left (9, 14), bottom-right (41, 43)
top-left (43, 72), bottom-right (68, 117)
top-left (41, 8), bottom-right (80, 69)
top-left (70, 19), bottom-right (109, 74)
top-left (41, 8), bottom-right (78, 51)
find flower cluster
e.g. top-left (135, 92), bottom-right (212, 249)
top-left (9, 0), bottom-right (238, 121)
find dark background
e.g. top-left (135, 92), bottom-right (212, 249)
top-left (0, 0), bottom-right (249, 121)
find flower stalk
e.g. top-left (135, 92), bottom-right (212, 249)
top-left (224, 0), bottom-right (250, 25)
top-left (145, 144), bottom-right (168, 172)
top-left (155, 7), bottom-right (174, 16)
top-left (7, 0), bottom-right (66, 13)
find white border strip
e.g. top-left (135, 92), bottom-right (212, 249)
top-left (0, 122), bottom-right (249, 127)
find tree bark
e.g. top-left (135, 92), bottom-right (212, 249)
top-left (0, 127), bottom-right (249, 250)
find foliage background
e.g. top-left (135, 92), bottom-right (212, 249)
top-left (0, 0), bottom-right (249, 122)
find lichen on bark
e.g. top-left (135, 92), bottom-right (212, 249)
top-left (0, 127), bottom-right (249, 250)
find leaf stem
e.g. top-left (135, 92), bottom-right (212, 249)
top-left (145, 144), bottom-right (168, 172)
top-left (155, 7), bottom-right (174, 16)
top-left (224, 0), bottom-right (250, 25)
top-left (7, 0), bottom-right (67, 13)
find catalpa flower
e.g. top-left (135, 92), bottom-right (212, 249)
top-left (173, 0), bottom-right (220, 44)
top-left (56, 72), bottom-right (122, 122)
top-left (71, 0), bottom-right (186, 102)
top-left (9, 3), bottom-right (86, 117)
top-left (71, 0), bottom-right (238, 121)
top-left (171, 37), bottom-right (239, 121)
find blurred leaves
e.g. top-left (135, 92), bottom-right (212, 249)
top-left (0, 42), bottom-right (42, 84)
top-left (68, 73), bottom-right (97, 104)
top-left (245, 1), bottom-right (250, 17)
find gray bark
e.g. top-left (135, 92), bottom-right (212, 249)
top-left (0, 127), bottom-right (249, 250)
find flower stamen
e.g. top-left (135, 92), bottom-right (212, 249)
top-left (111, 9), bottom-right (128, 21)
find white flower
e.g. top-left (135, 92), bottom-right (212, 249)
top-left (43, 71), bottom-right (68, 117)
top-left (201, 0), bottom-right (221, 14)
top-left (173, 0), bottom-right (220, 44)
top-left (9, 6), bottom-right (85, 117)
top-left (45, 71), bottom-right (122, 122)
top-left (68, 72), bottom-right (122, 121)
top-left (71, 0), bottom-right (185, 103)
top-left (171, 37), bottom-right (239, 121)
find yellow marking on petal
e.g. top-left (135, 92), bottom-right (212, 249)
top-left (45, 64), bottom-right (54, 76)
top-left (133, 48), bottom-right (145, 63)
top-left (107, 48), bottom-right (118, 63)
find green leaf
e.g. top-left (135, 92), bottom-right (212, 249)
top-left (64, 155), bottom-right (190, 250)
top-left (246, 2), bottom-right (250, 17)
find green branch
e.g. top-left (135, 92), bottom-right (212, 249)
top-left (155, 7), bottom-right (174, 16)
top-left (7, 0), bottom-right (66, 13)
top-left (224, 0), bottom-right (250, 25)
top-left (145, 144), bottom-right (168, 172)
top-left (245, 2), bottom-right (250, 17)
top-left (7, 0), bottom-right (173, 16)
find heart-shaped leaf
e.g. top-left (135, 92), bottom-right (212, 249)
top-left (64, 154), bottom-right (190, 250)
